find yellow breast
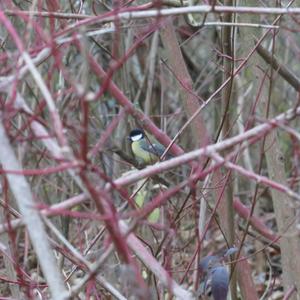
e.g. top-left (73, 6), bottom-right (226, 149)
top-left (131, 142), bottom-right (158, 164)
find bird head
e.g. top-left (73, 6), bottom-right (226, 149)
top-left (128, 128), bottom-right (145, 142)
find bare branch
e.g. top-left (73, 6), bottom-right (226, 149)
top-left (0, 121), bottom-right (68, 300)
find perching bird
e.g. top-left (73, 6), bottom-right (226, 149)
top-left (128, 128), bottom-right (172, 165)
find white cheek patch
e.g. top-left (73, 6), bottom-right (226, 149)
top-left (131, 134), bottom-right (143, 141)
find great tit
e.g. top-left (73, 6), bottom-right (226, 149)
top-left (128, 128), bottom-right (172, 165)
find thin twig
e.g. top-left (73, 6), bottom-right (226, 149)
top-left (255, 41), bottom-right (300, 91)
top-left (5, 5), bottom-right (300, 20)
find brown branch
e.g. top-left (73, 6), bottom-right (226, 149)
top-left (255, 41), bottom-right (300, 91)
top-left (233, 198), bottom-right (279, 242)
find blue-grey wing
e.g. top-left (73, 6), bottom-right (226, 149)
top-left (140, 141), bottom-right (172, 158)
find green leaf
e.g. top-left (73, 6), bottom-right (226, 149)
top-left (135, 190), bottom-right (146, 208)
top-left (135, 190), bottom-right (160, 223)
top-left (148, 207), bottom-right (160, 223)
